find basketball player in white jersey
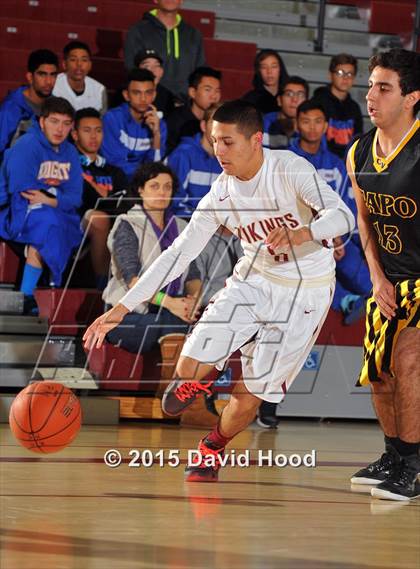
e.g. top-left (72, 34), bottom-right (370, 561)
top-left (84, 100), bottom-right (354, 481)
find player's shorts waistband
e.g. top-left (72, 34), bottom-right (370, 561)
top-left (238, 264), bottom-right (335, 288)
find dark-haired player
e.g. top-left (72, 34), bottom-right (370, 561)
top-left (84, 99), bottom-right (354, 482)
top-left (348, 49), bottom-right (420, 501)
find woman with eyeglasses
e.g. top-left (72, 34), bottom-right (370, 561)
top-left (313, 53), bottom-right (364, 159)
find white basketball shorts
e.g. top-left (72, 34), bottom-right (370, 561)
top-left (181, 271), bottom-right (334, 402)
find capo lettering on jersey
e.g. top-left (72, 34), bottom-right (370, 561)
top-left (372, 119), bottom-right (420, 173)
top-left (38, 161), bottom-right (71, 181)
top-left (360, 189), bottom-right (417, 219)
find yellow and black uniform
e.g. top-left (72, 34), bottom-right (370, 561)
top-left (349, 119), bottom-right (420, 384)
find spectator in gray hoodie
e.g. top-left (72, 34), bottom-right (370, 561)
top-left (124, 0), bottom-right (205, 100)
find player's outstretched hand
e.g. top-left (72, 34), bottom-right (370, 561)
top-left (83, 304), bottom-right (129, 350)
top-left (265, 226), bottom-right (312, 251)
top-left (372, 275), bottom-right (397, 321)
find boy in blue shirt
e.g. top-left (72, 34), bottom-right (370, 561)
top-left (102, 69), bottom-right (167, 179)
top-left (0, 97), bottom-right (82, 314)
top-left (0, 49), bottom-right (59, 162)
top-left (167, 103), bottom-right (222, 217)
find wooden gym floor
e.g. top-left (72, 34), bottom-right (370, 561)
top-left (1, 419), bottom-right (419, 569)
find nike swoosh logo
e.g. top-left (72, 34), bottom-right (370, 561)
top-left (219, 195), bottom-right (230, 202)
top-left (304, 310), bottom-right (314, 314)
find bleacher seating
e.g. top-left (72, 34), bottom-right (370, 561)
top-left (0, 41), bottom-right (257, 100)
top-left (0, 242), bottom-right (20, 284)
top-left (0, 17), bottom-right (124, 58)
top-left (34, 288), bottom-right (103, 336)
top-left (330, 0), bottom-right (370, 6)
top-left (0, 81), bottom-right (20, 100)
top-left (86, 341), bottom-right (159, 391)
top-left (219, 68), bottom-right (254, 101)
top-left (369, 1), bottom-right (416, 37)
top-left (0, 18), bottom-right (256, 71)
top-left (0, 48), bottom-right (27, 82)
top-left (0, 1), bottom-right (215, 38)
top-left (204, 38), bottom-right (256, 70)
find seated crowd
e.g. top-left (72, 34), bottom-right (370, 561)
top-left (0, 1), bottom-right (368, 427)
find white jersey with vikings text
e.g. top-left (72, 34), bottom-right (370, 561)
top-left (121, 149), bottom-right (354, 311)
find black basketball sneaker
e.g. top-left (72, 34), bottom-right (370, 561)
top-left (350, 446), bottom-right (400, 485)
top-left (371, 455), bottom-right (420, 501)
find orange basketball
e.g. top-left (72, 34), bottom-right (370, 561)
top-left (9, 381), bottom-right (82, 453)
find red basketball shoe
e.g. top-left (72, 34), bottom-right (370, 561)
top-left (185, 438), bottom-right (225, 482)
top-left (161, 368), bottom-right (231, 417)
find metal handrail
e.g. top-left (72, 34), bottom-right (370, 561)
top-left (314, 0), bottom-right (326, 53)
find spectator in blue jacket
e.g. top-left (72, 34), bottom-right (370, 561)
top-left (0, 49), bottom-right (59, 163)
top-left (101, 69), bottom-right (167, 179)
top-left (167, 103), bottom-right (222, 217)
top-left (0, 97), bottom-right (82, 314)
top-left (289, 99), bottom-right (371, 321)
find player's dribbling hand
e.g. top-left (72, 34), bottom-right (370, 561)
top-left (265, 226), bottom-right (312, 251)
top-left (372, 275), bottom-right (397, 320)
top-left (83, 304), bottom-right (129, 350)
